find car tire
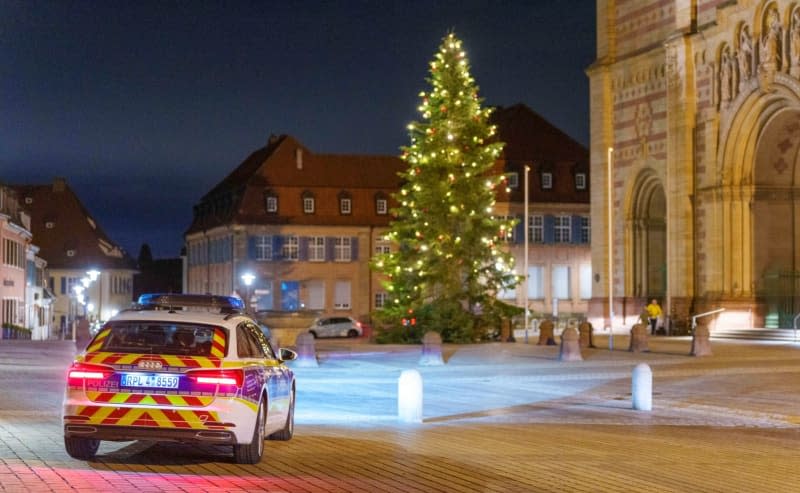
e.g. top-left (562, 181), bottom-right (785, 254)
top-left (347, 329), bottom-right (359, 338)
top-left (233, 399), bottom-right (265, 464)
top-left (268, 386), bottom-right (295, 441)
top-left (309, 330), bottom-right (318, 339)
top-left (64, 436), bottom-right (100, 460)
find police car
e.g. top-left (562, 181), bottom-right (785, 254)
top-left (62, 293), bottom-right (297, 464)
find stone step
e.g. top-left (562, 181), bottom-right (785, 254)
top-left (710, 328), bottom-right (800, 341)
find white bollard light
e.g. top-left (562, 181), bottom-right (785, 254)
top-left (398, 369), bottom-right (423, 423)
top-left (632, 363), bottom-right (653, 411)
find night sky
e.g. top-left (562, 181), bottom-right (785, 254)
top-left (2, 1), bottom-right (596, 259)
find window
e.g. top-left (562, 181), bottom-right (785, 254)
top-left (527, 266), bottom-right (544, 299)
top-left (302, 193), bottom-right (315, 214)
top-left (340, 197), bottom-right (352, 215)
top-left (552, 265), bottom-right (570, 300)
top-left (282, 236), bottom-right (299, 261)
top-left (265, 194), bottom-right (278, 213)
top-left (581, 216), bottom-right (591, 243)
top-left (530, 215), bottom-right (544, 243)
top-left (375, 292), bottom-right (388, 308)
top-left (374, 239), bottom-right (391, 255)
top-left (575, 173), bottom-right (587, 190)
top-left (579, 264), bottom-right (592, 300)
top-left (554, 215), bottom-right (571, 243)
top-left (308, 236), bottom-right (325, 262)
top-left (376, 198), bottom-right (388, 215)
top-left (2, 299), bottom-right (17, 326)
top-left (3, 239), bottom-right (24, 268)
top-left (542, 172), bottom-right (553, 189)
top-left (334, 237), bottom-right (352, 262)
top-left (307, 280), bottom-right (325, 310)
top-left (280, 281), bottom-right (299, 311)
top-left (66, 249), bottom-right (76, 257)
top-left (334, 280), bottom-right (351, 309)
top-left (506, 172), bottom-right (519, 188)
top-left (255, 235), bottom-right (273, 260)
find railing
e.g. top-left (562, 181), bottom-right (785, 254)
top-left (793, 313), bottom-right (800, 343)
top-left (691, 308), bottom-right (726, 333)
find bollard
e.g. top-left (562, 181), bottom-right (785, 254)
top-left (294, 332), bottom-right (319, 367)
top-left (632, 363), bottom-right (652, 411)
top-left (398, 369), bottom-right (423, 423)
top-left (578, 321), bottom-right (594, 348)
top-left (419, 331), bottom-right (444, 366)
top-left (629, 323), bottom-right (650, 353)
top-left (558, 326), bottom-right (583, 361)
top-left (691, 321), bottom-right (713, 357)
top-left (538, 320), bottom-right (556, 346)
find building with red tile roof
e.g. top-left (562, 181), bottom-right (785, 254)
top-left (185, 104), bottom-right (590, 340)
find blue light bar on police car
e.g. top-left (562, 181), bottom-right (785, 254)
top-left (137, 293), bottom-right (245, 312)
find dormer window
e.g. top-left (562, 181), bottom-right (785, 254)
top-left (575, 173), bottom-right (587, 190)
top-left (66, 249), bottom-right (76, 257)
top-left (45, 221), bottom-right (55, 229)
top-left (375, 192), bottom-right (388, 215)
top-left (302, 191), bottom-right (315, 214)
top-left (542, 172), bottom-right (553, 190)
top-left (264, 191), bottom-right (278, 213)
top-left (506, 172), bottom-right (519, 188)
top-left (338, 191), bottom-right (352, 215)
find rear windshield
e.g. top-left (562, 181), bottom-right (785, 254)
top-left (95, 322), bottom-right (222, 356)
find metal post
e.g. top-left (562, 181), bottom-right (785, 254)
top-left (524, 165), bottom-right (530, 344)
top-left (608, 147), bottom-right (614, 351)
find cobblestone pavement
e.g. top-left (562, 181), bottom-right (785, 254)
top-left (0, 336), bottom-right (798, 492)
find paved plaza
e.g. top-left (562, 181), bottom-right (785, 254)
top-left (0, 335), bottom-right (798, 492)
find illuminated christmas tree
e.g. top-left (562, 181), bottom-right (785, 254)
top-left (374, 32), bottom-right (518, 343)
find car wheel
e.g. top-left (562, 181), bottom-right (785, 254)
top-left (268, 386), bottom-right (295, 441)
top-left (233, 399), bottom-right (265, 464)
top-left (64, 436), bottom-right (100, 460)
top-left (309, 330), bottom-right (318, 339)
top-left (347, 329), bottom-right (359, 338)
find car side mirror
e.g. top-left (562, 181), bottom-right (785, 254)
top-left (279, 348), bottom-right (297, 361)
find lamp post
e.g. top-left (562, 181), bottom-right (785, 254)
top-left (607, 146), bottom-right (615, 351)
top-left (241, 273), bottom-right (255, 314)
top-left (524, 164), bottom-right (530, 344)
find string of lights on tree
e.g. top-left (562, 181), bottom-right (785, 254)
top-left (372, 32), bottom-right (519, 342)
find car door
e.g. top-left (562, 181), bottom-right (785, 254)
top-left (243, 322), bottom-right (290, 430)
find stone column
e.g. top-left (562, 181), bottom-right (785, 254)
top-left (294, 332), bottom-right (318, 367)
top-left (419, 331), bottom-right (444, 366)
top-left (578, 321), bottom-right (594, 348)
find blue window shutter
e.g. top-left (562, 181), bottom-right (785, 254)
top-left (247, 236), bottom-right (256, 260)
top-left (61, 277), bottom-right (66, 295)
top-left (351, 237), bottom-right (359, 261)
top-left (543, 215), bottom-right (555, 244)
top-left (513, 215), bottom-right (524, 244)
top-left (325, 237), bottom-right (335, 261)
top-left (273, 236), bottom-right (284, 260)
top-left (571, 215), bottom-right (582, 244)
top-left (299, 237), bottom-right (309, 261)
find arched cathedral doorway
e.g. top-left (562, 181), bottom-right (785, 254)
top-left (628, 170), bottom-right (666, 299)
top-left (752, 108), bottom-right (800, 327)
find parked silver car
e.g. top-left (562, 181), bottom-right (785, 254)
top-left (308, 316), bottom-right (362, 338)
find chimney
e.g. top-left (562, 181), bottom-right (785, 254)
top-left (295, 148), bottom-right (303, 170)
top-left (53, 177), bottom-right (66, 192)
top-left (268, 134), bottom-right (279, 146)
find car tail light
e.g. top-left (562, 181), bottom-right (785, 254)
top-left (68, 362), bottom-right (115, 385)
top-left (186, 369), bottom-right (244, 388)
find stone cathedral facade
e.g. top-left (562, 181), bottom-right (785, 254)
top-left (589, 0), bottom-right (800, 330)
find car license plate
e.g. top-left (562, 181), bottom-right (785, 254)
top-left (121, 373), bottom-right (179, 389)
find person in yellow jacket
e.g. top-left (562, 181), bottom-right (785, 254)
top-left (646, 299), bottom-right (662, 335)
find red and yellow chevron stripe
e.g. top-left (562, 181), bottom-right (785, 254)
top-left (69, 405), bottom-right (225, 429)
top-left (83, 352), bottom-right (222, 369)
top-left (86, 391), bottom-right (214, 407)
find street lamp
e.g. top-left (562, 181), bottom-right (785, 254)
top-left (241, 273), bottom-right (255, 314)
